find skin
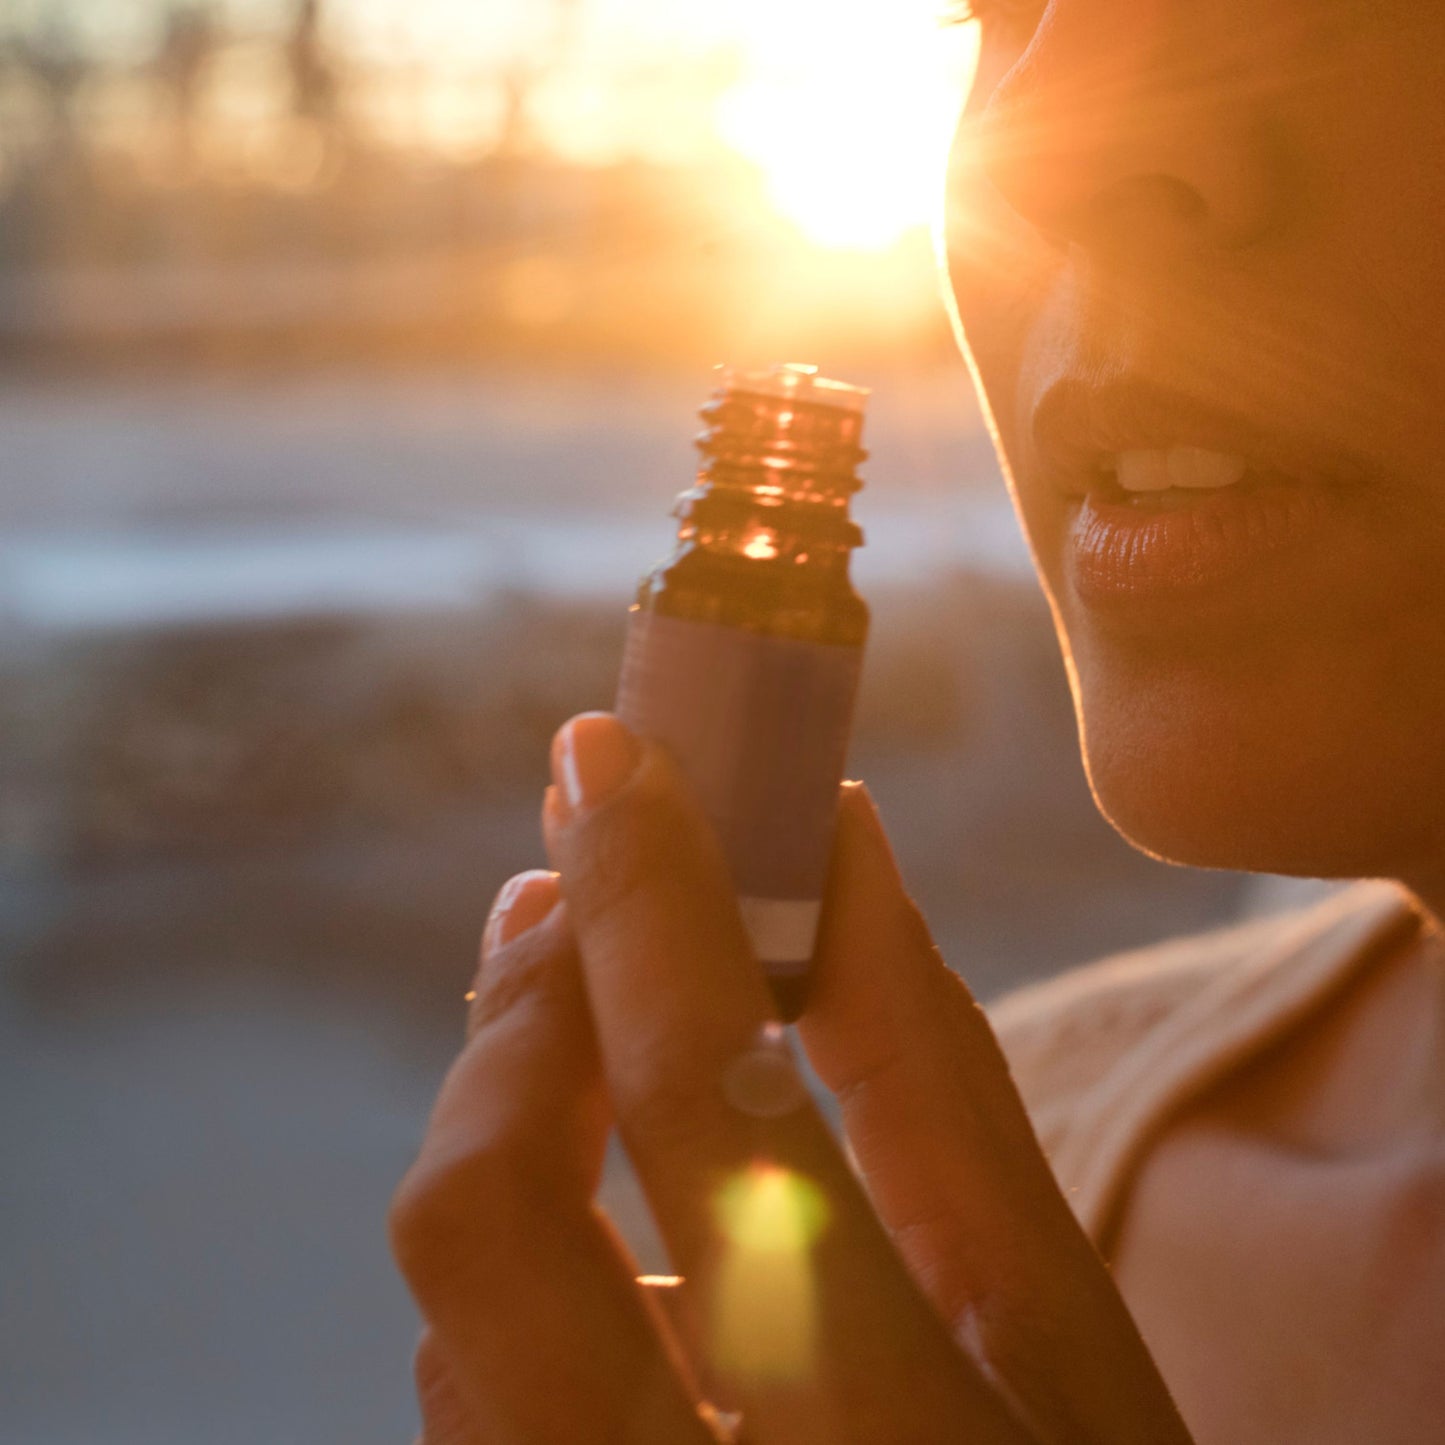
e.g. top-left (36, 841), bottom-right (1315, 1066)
top-left (393, 737), bottom-right (1194, 1443)
top-left (945, 3), bottom-right (1445, 1437)
top-left (946, 0), bottom-right (1445, 898)
top-left (392, 2), bottom-right (1445, 1440)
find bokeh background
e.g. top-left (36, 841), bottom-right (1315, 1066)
top-left (0, 3), bottom-right (1316, 1441)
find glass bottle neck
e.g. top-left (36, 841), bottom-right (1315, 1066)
top-left (672, 487), bottom-right (858, 569)
top-left (657, 370), bottom-right (869, 578)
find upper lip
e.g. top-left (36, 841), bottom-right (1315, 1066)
top-left (1029, 377), bottom-right (1357, 498)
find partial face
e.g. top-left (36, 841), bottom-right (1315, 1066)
top-left (945, 1), bottom-right (1445, 889)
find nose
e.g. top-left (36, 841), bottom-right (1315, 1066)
top-left (972, 4), bottom-right (1282, 257)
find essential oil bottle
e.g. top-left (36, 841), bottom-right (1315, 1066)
top-left (615, 363), bottom-right (870, 1020)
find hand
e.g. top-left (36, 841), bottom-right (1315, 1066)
top-left (390, 713), bottom-right (1194, 1444)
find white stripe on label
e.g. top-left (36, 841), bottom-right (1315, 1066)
top-left (738, 896), bottom-right (822, 971)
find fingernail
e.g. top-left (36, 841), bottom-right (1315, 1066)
top-left (481, 870), bottom-right (559, 958)
top-left (551, 713), bottom-right (642, 815)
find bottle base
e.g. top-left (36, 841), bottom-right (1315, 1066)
top-left (768, 973), bottom-right (810, 1025)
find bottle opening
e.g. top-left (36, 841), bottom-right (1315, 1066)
top-left (695, 362), bottom-right (869, 509)
top-left (714, 362), bottom-right (870, 416)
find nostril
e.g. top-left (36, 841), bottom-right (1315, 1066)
top-left (965, 15), bottom-right (1282, 257)
top-left (1064, 172), bottom-right (1213, 256)
top-left (1126, 175), bottom-right (1209, 227)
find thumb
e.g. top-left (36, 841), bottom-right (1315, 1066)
top-left (800, 784), bottom-right (1190, 1445)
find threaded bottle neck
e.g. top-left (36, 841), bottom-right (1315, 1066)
top-left (675, 364), bottom-right (869, 553)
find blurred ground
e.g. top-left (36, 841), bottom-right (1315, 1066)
top-left (0, 363), bottom-right (1282, 1444)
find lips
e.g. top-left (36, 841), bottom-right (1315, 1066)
top-left (1028, 379), bottom-right (1358, 611)
top-left (1071, 475), bottom-right (1329, 603)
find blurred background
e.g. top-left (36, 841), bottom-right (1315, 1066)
top-left (0, 3), bottom-right (1311, 1441)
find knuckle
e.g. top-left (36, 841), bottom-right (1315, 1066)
top-left (390, 1136), bottom-right (551, 1302)
top-left (470, 932), bottom-right (572, 1036)
top-left (832, 1035), bottom-right (907, 1113)
top-left (389, 1148), bottom-right (499, 1296)
top-left (413, 1332), bottom-right (480, 1445)
top-left (412, 1330), bottom-right (452, 1412)
top-left (564, 776), bottom-right (708, 938)
top-left (892, 891), bottom-right (939, 958)
top-left (567, 806), bottom-right (665, 926)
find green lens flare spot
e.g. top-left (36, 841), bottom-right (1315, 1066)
top-left (715, 1163), bottom-right (831, 1254)
top-left (711, 1164), bottom-right (830, 1383)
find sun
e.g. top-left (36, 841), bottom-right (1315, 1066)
top-left (715, 1), bottom-right (977, 252)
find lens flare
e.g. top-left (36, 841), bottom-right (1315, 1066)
top-left (715, 1), bottom-right (978, 251)
top-left (711, 1164), bottom-right (830, 1382)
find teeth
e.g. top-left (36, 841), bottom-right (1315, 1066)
top-left (1111, 447), bottom-right (1249, 493)
top-left (1167, 446), bottom-right (1249, 489)
top-left (1116, 450), bottom-right (1172, 492)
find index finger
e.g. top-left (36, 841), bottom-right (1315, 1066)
top-left (542, 713), bottom-right (1023, 1443)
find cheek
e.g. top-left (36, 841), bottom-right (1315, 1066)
top-left (942, 120), bottom-right (1049, 455)
top-left (939, 12), bottom-right (1445, 887)
top-left (944, 108), bottom-right (1080, 550)
top-left (942, 202), bottom-right (1073, 600)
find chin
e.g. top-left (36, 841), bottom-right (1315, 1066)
top-left (1068, 650), bottom-right (1445, 886)
top-left (1083, 739), bottom-right (1351, 879)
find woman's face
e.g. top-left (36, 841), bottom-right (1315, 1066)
top-left (946, 1), bottom-right (1445, 892)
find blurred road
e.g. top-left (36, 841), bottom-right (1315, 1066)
top-left (0, 364), bottom-right (1002, 528)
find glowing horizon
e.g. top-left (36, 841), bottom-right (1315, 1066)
top-left (714, 1), bottom-right (977, 251)
top-left (32, 0), bottom-right (977, 255)
top-left (336, 0), bottom-right (977, 253)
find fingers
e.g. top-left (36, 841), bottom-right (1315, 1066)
top-left (636, 1275), bottom-right (704, 1372)
top-left (390, 883), bottom-right (713, 1445)
top-left (802, 784), bottom-right (1191, 1445)
top-left (467, 870), bottom-right (567, 1039)
top-left (543, 714), bottom-right (1022, 1443)
top-left (415, 1294), bottom-right (711, 1445)
top-left (414, 1329), bottom-right (486, 1445)
top-left (803, 784), bottom-right (1068, 1298)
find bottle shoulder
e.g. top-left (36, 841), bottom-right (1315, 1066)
top-left (635, 548), bottom-right (868, 647)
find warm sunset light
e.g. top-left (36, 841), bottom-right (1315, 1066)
top-left (330, 0), bottom-right (977, 253)
top-left (715, 1), bottom-right (977, 250)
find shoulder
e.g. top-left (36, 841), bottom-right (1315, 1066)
top-left (988, 882), bottom-right (1415, 1237)
top-left (989, 910), bottom-right (1300, 1158)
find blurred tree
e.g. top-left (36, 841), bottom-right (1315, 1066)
top-left (283, 0), bottom-right (353, 179)
top-left (153, 2), bottom-right (219, 170)
top-left (494, 0), bottom-right (581, 157)
top-left (10, 14), bottom-right (86, 164)
top-left (286, 0), bottom-right (337, 127)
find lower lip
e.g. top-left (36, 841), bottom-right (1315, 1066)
top-left (1067, 476), bottom-right (1329, 609)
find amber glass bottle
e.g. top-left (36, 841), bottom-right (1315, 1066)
top-left (615, 364), bottom-right (871, 1020)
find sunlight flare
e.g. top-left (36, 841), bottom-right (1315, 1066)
top-left (716, 1), bottom-right (977, 250)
